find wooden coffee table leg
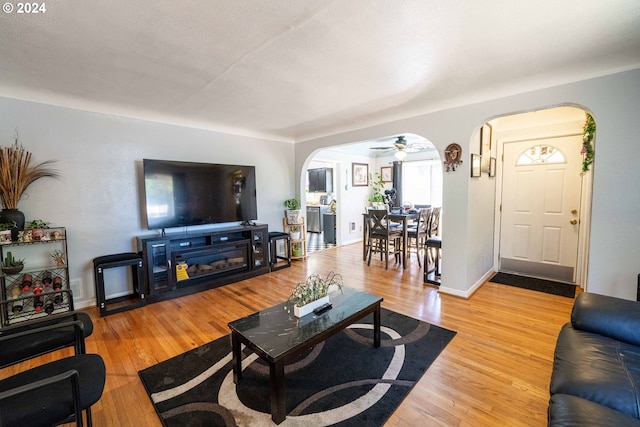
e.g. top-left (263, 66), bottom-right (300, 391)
top-left (270, 360), bottom-right (286, 424)
top-left (231, 331), bottom-right (242, 383)
top-left (374, 303), bottom-right (381, 348)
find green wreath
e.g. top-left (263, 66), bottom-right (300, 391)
top-left (581, 113), bottom-right (595, 174)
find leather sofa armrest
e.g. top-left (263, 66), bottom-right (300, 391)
top-left (571, 292), bottom-right (640, 346)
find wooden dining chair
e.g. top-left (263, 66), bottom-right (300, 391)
top-left (367, 209), bottom-right (403, 269)
top-left (407, 208), bottom-right (433, 267)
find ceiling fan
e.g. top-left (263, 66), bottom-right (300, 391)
top-left (370, 135), bottom-right (429, 160)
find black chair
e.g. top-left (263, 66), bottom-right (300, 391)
top-left (0, 310), bottom-right (94, 366)
top-left (430, 207), bottom-right (441, 237)
top-left (407, 208), bottom-right (433, 267)
top-left (0, 311), bottom-right (105, 427)
top-left (367, 209), bottom-right (403, 269)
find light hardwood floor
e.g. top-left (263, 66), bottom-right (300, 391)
top-left (2, 242), bottom-right (576, 426)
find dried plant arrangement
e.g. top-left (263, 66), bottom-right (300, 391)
top-left (0, 136), bottom-right (59, 209)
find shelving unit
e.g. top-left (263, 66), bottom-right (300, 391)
top-left (0, 227), bottom-right (71, 326)
top-left (283, 217), bottom-right (306, 259)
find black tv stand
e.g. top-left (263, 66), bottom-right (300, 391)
top-left (136, 223), bottom-right (269, 304)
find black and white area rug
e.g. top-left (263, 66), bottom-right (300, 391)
top-left (139, 309), bottom-right (456, 427)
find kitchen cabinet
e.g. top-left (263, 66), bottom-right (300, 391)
top-left (308, 168), bottom-right (333, 193)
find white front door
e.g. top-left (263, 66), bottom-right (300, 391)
top-left (499, 135), bottom-right (583, 282)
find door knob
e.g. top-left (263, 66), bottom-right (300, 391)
top-left (571, 209), bottom-right (578, 215)
top-left (570, 219), bottom-right (578, 225)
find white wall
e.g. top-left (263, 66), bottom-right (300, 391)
top-left (0, 98), bottom-right (294, 307)
top-left (295, 69), bottom-right (640, 300)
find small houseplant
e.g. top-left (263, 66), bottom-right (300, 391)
top-left (284, 195), bottom-right (302, 224)
top-left (51, 249), bottom-right (65, 266)
top-left (0, 221), bottom-right (16, 243)
top-left (288, 272), bottom-right (343, 317)
top-left (27, 219), bottom-right (50, 241)
top-left (2, 251), bottom-right (24, 274)
top-left (368, 172), bottom-right (385, 205)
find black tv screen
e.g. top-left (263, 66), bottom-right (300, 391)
top-left (143, 159), bottom-right (258, 230)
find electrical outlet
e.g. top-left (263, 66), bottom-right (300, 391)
top-left (70, 278), bottom-right (83, 299)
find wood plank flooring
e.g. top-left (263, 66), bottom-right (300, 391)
top-left (1, 243), bottom-right (576, 426)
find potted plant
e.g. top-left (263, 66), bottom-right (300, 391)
top-left (291, 241), bottom-right (303, 257)
top-left (288, 272), bottom-right (343, 317)
top-left (0, 137), bottom-right (59, 240)
top-left (0, 221), bottom-right (16, 243)
top-left (368, 172), bottom-right (386, 206)
top-left (27, 219), bottom-right (50, 241)
top-left (2, 251), bottom-right (24, 274)
top-left (284, 195), bottom-right (303, 224)
top-left (51, 249), bottom-right (65, 267)
top-left (289, 224), bottom-right (302, 240)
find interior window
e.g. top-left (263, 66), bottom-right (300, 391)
top-left (402, 160), bottom-right (443, 207)
top-left (516, 145), bottom-right (565, 165)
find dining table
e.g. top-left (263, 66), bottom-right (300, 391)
top-left (362, 210), bottom-right (418, 269)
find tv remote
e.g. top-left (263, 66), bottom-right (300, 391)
top-left (313, 303), bottom-right (332, 315)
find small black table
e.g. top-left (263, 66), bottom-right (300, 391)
top-left (228, 287), bottom-right (383, 424)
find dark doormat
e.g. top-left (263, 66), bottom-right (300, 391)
top-left (139, 308), bottom-right (456, 427)
top-left (491, 272), bottom-right (576, 298)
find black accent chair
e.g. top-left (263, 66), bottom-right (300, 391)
top-left (0, 311), bottom-right (105, 427)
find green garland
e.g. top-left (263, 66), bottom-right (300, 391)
top-left (581, 113), bottom-right (595, 174)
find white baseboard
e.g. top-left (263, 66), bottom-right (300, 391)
top-left (438, 269), bottom-right (495, 299)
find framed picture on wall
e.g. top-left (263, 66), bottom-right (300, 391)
top-left (489, 157), bottom-right (496, 177)
top-left (480, 123), bottom-right (493, 173)
top-left (380, 166), bottom-right (392, 182)
top-left (352, 163), bottom-right (369, 186)
top-left (471, 154), bottom-right (481, 177)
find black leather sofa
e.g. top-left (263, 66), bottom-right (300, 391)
top-left (548, 292), bottom-right (640, 426)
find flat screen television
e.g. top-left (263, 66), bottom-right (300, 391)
top-left (143, 159), bottom-right (258, 230)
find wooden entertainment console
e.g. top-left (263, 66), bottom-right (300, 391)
top-left (136, 224), bottom-right (269, 303)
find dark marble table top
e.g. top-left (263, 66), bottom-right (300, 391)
top-left (228, 287), bottom-right (382, 362)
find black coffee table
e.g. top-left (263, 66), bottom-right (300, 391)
top-left (228, 287), bottom-right (383, 424)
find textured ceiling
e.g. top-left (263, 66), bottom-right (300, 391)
top-left (1, 0), bottom-right (639, 142)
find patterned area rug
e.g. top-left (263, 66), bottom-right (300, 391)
top-left (139, 309), bottom-right (456, 426)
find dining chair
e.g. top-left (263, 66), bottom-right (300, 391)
top-left (430, 207), bottom-right (441, 237)
top-left (367, 209), bottom-right (403, 269)
top-left (407, 208), bottom-right (433, 267)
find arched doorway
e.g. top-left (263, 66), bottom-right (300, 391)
top-left (304, 134), bottom-right (442, 255)
top-left (490, 106), bottom-right (593, 288)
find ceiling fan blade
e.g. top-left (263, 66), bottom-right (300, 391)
top-left (370, 146), bottom-right (394, 151)
top-left (404, 143), bottom-right (429, 153)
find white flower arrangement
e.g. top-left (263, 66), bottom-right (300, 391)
top-left (288, 272), bottom-right (343, 308)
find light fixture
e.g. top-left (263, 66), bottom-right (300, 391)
top-left (395, 150), bottom-right (407, 161)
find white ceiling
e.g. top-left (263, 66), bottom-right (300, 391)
top-left (1, 1), bottom-right (639, 143)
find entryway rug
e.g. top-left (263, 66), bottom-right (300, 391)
top-left (491, 272), bottom-right (576, 298)
top-left (138, 309), bottom-right (456, 427)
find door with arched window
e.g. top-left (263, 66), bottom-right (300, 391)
top-left (499, 134), bottom-right (583, 283)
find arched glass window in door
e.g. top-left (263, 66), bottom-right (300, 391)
top-left (516, 144), bottom-right (566, 165)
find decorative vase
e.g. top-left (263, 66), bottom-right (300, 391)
top-left (0, 209), bottom-right (25, 241)
top-left (286, 209), bottom-right (303, 225)
top-left (294, 295), bottom-right (330, 318)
